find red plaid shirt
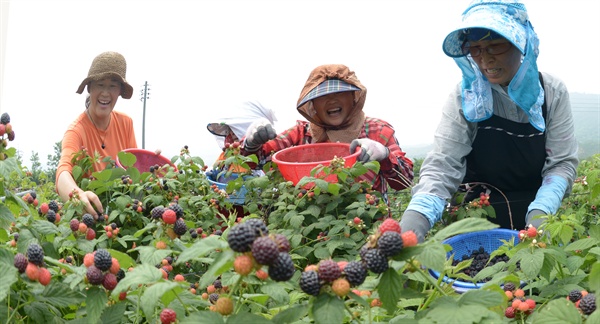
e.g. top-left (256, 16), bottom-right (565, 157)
top-left (250, 118), bottom-right (414, 194)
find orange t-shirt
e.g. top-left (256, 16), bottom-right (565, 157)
top-left (56, 110), bottom-right (137, 183)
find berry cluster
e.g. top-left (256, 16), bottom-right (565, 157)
top-left (21, 191), bottom-right (39, 207)
top-left (227, 218), bottom-right (295, 282)
top-left (299, 259), bottom-right (367, 298)
top-left (199, 278), bottom-right (234, 315)
top-left (38, 199), bottom-right (62, 224)
top-left (360, 218), bottom-right (418, 274)
top-left (13, 243), bottom-right (52, 286)
top-left (518, 225), bottom-right (547, 248)
top-left (103, 222), bottom-right (120, 239)
top-left (0, 112), bottom-right (16, 160)
top-left (452, 246), bottom-right (509, 280)
top-left (566, 289), bottom-right (596, 316)
top-left (83, 249), bottom-right (123, 291)
top-left (503, 285), bottom-right (536, 319)
top-left (152, 201), bottom-right (193, 240)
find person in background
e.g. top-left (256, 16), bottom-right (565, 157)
top-left (206, 99), bottom-right (277, 176)
top-left (399, 0), bottom-right (579, 242)
top-left (241, 64), bottom-right (414, 199)
top-left (56, 51), bottom-right (138, 216)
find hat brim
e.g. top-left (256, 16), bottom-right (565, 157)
top-left (442, 4), bottom-right (527, 58)
top-left (76, 72), bottom-right (133, 99)
top-left (297, 80), bottom-right (360, 108)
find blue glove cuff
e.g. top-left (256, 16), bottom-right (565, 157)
top-left (406, 194), bottom-right (446, 227)
top-left (527, 175), bottom-right (568, 215)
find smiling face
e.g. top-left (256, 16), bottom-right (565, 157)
top-left (88, 77), bottom-right (122, 120)
top-left (311, 91), bottom-right (355, 127)
top-left (468, 39), bottom-right (522, 86)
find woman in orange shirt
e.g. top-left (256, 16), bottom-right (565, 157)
top-left (56, 51), bottom-right (137, 216)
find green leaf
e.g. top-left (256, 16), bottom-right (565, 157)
top-left (432, 218), bottom-right (498, 242)
top-left (458, 289), bottom-right (503, 307)
top-left (0, 249), bottom-right (18, 302)
top-left (179, 311), bottom-right (224, 324)
top-left (99, 301), bottom-right (126, 324)
top-left (563, 237), bottom-right (599, 252)
top-left (86, 286), bottom-right (108, 324)
top-left (519, 248), bottom-right (545, 280)
top-left (312, 293), bottom-right (345, 324)
top-left (117, 151), bottom-right (136, 168)
top-left (37, 282), bottom-right (86, 307)
top-left (31, 219), bottom-right (60, 235)
top-left (271, 304), bottom-right (308, 324)
top-left (137, 246), bottom-right (173, 266)
top-left (588, 262), bottom-right (600, 293)
top-left (416, 241), bottom-right (447, 272)
top-left (378, 268), bottom-right (404, 314)
top-left (141, 281), bottom-right (179, 319)
top-left (313, 247), bottom-right (331, 259)
top-left (260, 283), bottom-right (289, 304)
top-left (175, 235), bottom-right (228, 265)
top-left (200, 249), bottom-right (234, 289)
top-left (107, 248), bottom-right (136, 269)
top-left (227, 313), bottom-right (272, 324)
top-left (421, 297), bottom-right (497, 324)
top-left (531, 298), bottom-right (582, 324)
top-left (111, 263), bottom-right (163, 296)
top-left (290, 214), bottom-right (304, 229)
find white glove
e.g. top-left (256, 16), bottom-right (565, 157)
top-left (349, 138), bottom-right (389, 162)
top-left (244, 119), bottom-right (276, 152)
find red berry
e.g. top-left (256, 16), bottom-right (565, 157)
top-left (331, 278), bottom-right (351, 297)
top-left (119, 291), bottom-right (127, 301)
top-left (86, 228), bottom-right (96, 240)
top-left (26, 263), bottom-right (39, 281)
top-left (38, 267), bottom-right (51, 286)
top-left (102, 273), bottom-right (118, 290)
top-left (527, 226), bottom-right (537, 238)
top-left (400, 231), bottom-right (418, 247)
top-left (379, 218), bottom-right (401, 234)
top-left (160, 308), bottom-right (177, 324)
top-left (40, 203), bottom-right (49, 214)
top-left (233, 255), bottom-right (254, 276)
top-left (353, 217), bottom-right (362, 225)
top-left (162, 209), bottom-right (177, 224)
top-left (504, 306), bottom-right (516, 318)
top-left (525, 298), bottom-right (536, 310)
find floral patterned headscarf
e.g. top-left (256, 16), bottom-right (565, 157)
top-left (443, 0), bottom-right (545, 131)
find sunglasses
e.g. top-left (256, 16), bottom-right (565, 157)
top-left (461, 42), bottom-right (513, 57)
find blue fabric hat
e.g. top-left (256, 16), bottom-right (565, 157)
top-left (443, 0), bottom-right (529, 58)
top-left (443, 0), bottom-right (546, 132)
top-left (297, 79), bottom-right (360, 108)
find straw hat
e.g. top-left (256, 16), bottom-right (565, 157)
top-left (76, 51), bottom-right (133, 99)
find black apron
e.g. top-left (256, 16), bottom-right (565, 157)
top-left (461, 74), bottom-right (547, 230)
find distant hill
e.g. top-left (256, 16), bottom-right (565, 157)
top-left (403, 92), bottom-right (600, 160)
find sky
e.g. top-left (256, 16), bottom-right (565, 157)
top-left (1, 0), bottom-right (599, 170)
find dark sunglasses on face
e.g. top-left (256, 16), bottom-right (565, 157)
top-left (461, 42), bottom-right (513, 57)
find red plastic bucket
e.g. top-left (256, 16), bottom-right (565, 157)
top-left (271, 143), bottom-right (360, 185)
top-left (116, 148), bottom-right (177, 176)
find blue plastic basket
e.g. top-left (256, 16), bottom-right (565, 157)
top-left (206, 171), bottom-right (247, 205)
top-left (429, 228), bottom-right (519, 293)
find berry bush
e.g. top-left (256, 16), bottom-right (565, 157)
top-left (1, 113), bottom-right (599, 323)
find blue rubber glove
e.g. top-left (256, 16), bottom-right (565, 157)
top-left (243, 119), bottom-right (276, 152)
top-left (349, 139), bottom-right (389, 163)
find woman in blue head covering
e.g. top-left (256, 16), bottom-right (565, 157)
top-left (399, 0), bottom-right (579, 242)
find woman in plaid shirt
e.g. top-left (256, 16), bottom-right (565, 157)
top-left (242, 64), bottom-right (414, 197)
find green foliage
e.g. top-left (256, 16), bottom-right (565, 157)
top-left (1, 139), bottom-right (600, 323)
